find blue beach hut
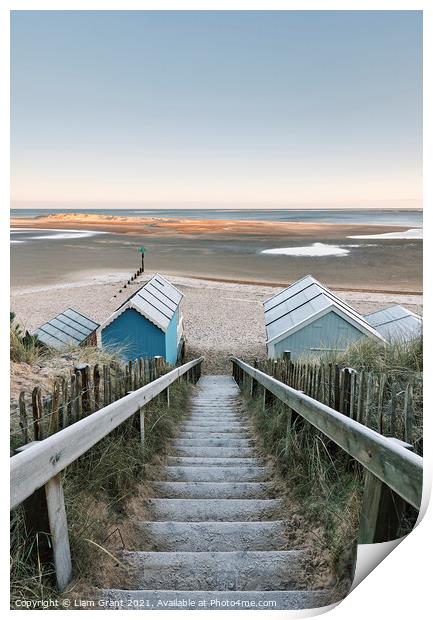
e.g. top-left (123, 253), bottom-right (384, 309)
top-left (97, 275), bottom-right (184, 365)
top-left (263, 275), bottom-right (385, 359)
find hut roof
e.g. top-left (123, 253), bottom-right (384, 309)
top-left (263, 275), bottom-right (385, 345)
top-left (33, 308), bottom-right (99, 350)
top-left (364, 305), bottom-right (422, 342)
top-left (101, 274), bottom-right (183, 333)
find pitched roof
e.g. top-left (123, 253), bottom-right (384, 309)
top-left (100, 274), bottom-right (183, 333)
top-left (33, 308), bottom-right (99, 350)
top-left (364, 305), bottom-right (422, 342)
top-left (263, 275), bottom-right (385, 344)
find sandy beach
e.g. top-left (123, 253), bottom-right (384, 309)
top-left (10, 213), bottom-right (423, 293)
top-left (10, 271), bottom-right (423, 374)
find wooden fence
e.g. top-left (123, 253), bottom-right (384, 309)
top-left (255, 356), bottom-right (422, 454)
top-left (10, 356), bottom-right (203, 592)
top-left (231, 357), bottom-right (423, 546)
top-left (11, 355), bottom-right (169, 449)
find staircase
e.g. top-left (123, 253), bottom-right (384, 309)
top-left (102, 375), bottom-right (332, 610)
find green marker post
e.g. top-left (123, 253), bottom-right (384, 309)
top-left (139, 247), bottom-right (147, 273)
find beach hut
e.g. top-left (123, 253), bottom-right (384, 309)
top-left (97, 274), bottom-right (184, 365)
top-left (263, 275), bottom-right (385, 359)
top-left (33, 308), bottom-right (99, 351)
top-left (364, 305), bottom-right (422, 343)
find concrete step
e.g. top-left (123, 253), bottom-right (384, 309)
top-left (179, 426), bottom-right (251, 434)
top-left (158, 466), bottom-right (271, 482)
top-left (176, 432), bottom-right (249, 440)
top-left (172, 438), bottom-right (252, 448)
top-left (180, 417), bottom-right (248, 428)
top-left (133, 521), bottom-right (288, 551)
top-left (172, 446), bottom-right (256, 458)
top-left (150, 481), bottom-right (275, 499)
top-left (142, 498), bottom-right (281, 521)
top-left (166, 456), bottom-right (263, 467)
top-left (100, 589), bottom-right (333, 611)
top-left (121, 550), bottom-right (307, 590)
top-left (184, 417), bottom-right (248, 423)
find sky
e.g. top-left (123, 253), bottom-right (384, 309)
top-left (10, 10), bottom-right (422, 209)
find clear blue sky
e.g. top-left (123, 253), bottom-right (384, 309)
top-left (11, 10), bottom-right (422, 208)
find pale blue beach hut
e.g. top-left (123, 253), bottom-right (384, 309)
top-left (364, 305), bottom-right (422, 342)
top-left (263, 275), bottom-right (385, 359)
top-left (97, 275), bottom-right (184, 365)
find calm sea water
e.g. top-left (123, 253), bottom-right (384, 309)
top-left (10, 208), bottom-right (423, 227)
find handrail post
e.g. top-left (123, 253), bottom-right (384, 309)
top-left (250, 359), bottom-right (259, 398)
top-left (358, 438), bottom-right (413, 544)
top-left (139, 405), bottom-right (146, 447)
top-left (45, 473), bottom-right (72, 591)
top-left (15, 442), bottom-right (72, 592)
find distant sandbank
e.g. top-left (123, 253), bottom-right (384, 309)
top-left (10, 213), bottom-right (411, 239)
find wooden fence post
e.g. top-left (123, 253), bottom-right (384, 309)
top-left (263, 387), bottom-right (274, 412)
top-left (45, 474), bottom-right (73, 591)
top-left (49, 381), bottom-right (60, 435)
top-left (378, 373), bottom-right (387, 434)
top-left (19, 391), bottom-right (28, 443)
top-left (75, 370), bottom-right (83, 420)
top-left (32, 386), bottom-right (43, 440)
top-left (404, 384), bottom-right (414, 444)
top-left (358, 438), bottom-right (413, 544)
top-left (93, 364), bottom-right (101, 411)
top-left (250, 359), bottom-right (259, 398)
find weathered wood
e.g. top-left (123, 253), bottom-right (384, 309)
top-left (404, 384), bottom-right (414, 444)
top-left (139, 406), bottom-right (146, 447)
top-left (334, 365), bottom-right (340, 411)
top-left (18, 391), bottom-right (28, 443)
top-left (75, 371), bottom-right (83, 420)
top-left (144, 358), bottom-right (150, 384)
top-left (349, 371), bottom-right (356, 420)
top-left (78, 364), bottom-right (92, 416)
top-left (356, 370), bottom-right (365, 424)
top-left (389, 382), bottom-right (397, 436)
top-left (45, 474), bottom-right (72, 591)
top-left (61, 378), bottom-right (69, 428)
top-left (108, 366), bottom-right (113, 403)
top-left (49, 381), bottom-right (60, 435)
top-left (364, 373), bottom-right (373, 427)
top-left (358, 438), bottom-right (413, 544)
top-left (93, 364), bottom-right (101, 411)
top-left (32, 387), bottom-right (43, 440)
top-left (342, 369), bottom-right (351, 416)
top-left (378, 373), bottom-right (387, 434)
top-left (10, 357), bottom-right (204, 509)
top-left (102, 365), bottom-right (109, 407)
top-left (231, 358), bottom-right (422, 510)
top-left (328, 364), bottom-right (333, 408)
top-left (139, 358), bottom-right (144, 386)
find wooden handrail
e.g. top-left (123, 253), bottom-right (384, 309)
top-left (231, 357), bottom-right (423, 511)
top-left (11, 357), bottom-right (203, 511)
top-left (10, 356), bottom-right (203, 591)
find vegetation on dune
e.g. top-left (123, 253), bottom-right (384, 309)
top-left (306, 334), bottom-right (423, 376)
top-left (242, 335), bottom-right (423, 594)
top-left (10, 313), bottom-right (44, 365)
top-left (10, 380), bottom-right (191, 606)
